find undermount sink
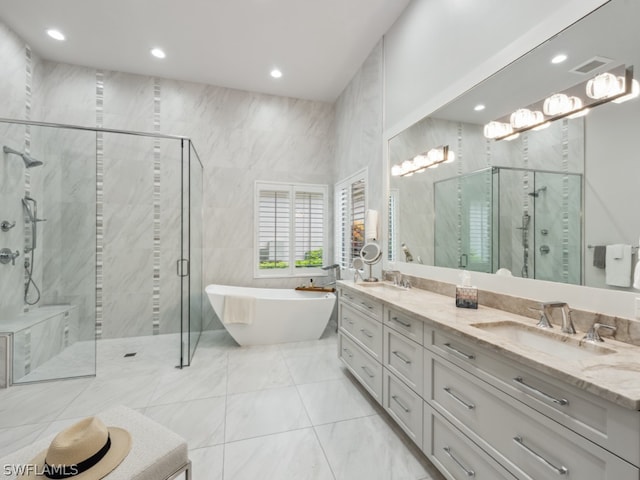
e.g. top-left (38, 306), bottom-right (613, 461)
top-left (356, 281), bottom-right (407, 290)
top-left (470, 321), bottom-right (616, 361)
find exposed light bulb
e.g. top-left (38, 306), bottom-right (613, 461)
top-left (483, 121), bottom-right (513, 139)
top-left (586, 72), bottom-right (624, 99)
top-left (612, 78), bottom-right (640, 104)
top-left (543, 94), bottom-right (582, 116)
top-left (510, 108), bottom-right (544, 129)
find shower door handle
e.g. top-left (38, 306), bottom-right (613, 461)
top-left (176, 259), bottom-right (190, 277)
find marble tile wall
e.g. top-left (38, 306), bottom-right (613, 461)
top-left (0, 23), bottom-right (36, 322)
top-left (0, 17), bottom-right (386, 340)
top-left (1, 17), bottom-right (338, 338)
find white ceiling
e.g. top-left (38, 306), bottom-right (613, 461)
top-left (0, 0), bottom-right (411, 103)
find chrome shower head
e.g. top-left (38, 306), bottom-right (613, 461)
top-left (3, 145), bottom-right (43, 168)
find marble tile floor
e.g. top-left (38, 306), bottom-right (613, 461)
top-left (0, 329), bottom-right (443, 480)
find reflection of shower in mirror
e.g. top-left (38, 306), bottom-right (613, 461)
top-left (401, 242), bottom-right (413, 262)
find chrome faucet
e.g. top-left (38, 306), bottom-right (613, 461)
top-left (386, 270), bottom-right (402, 286)
top-left (319, 264), bottom-right (341, 286)
top-left (540, 301), bottom-right (576, 334)
top-left (583, 322), bottom-right (617, 343)
top-left (353, 268), bottom-right (362, 284)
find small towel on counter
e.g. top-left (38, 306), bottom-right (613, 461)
top-left (223, 295), bottom-right (256, 324)
top-left (592, 245), bottom-right (606, 269)
top-left (605, 244), bottom-right (632, 287)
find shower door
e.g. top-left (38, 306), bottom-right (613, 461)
top-left (179, 140), bottom-right (204, 367)
top-left (532, 171), bottom-right (582, 284)
top-left (0, 121), bottom-right (97, 384)
top-left (434, 169), bottom-right (494, 273)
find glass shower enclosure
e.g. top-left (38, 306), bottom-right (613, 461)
top-left (0, 118), bottom-right (203, 386)
top-left (435, 166), bottom-right (582, 283)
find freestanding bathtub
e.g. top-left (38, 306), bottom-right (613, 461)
top-left (205, 284), bottom-right (336, 346)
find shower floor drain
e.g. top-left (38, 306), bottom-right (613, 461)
top-left (124, 352), bottom-right (137, 358)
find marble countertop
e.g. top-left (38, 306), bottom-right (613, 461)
top-left (338, 280), bottom-right (640, 411)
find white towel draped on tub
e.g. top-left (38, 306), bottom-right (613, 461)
top-left (223, 295), bottom-right (256, 325)
top-left (605, 244), bottom-right (632, 287)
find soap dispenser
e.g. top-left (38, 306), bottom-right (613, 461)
top-left (455, 270), bottom-right (478, 309)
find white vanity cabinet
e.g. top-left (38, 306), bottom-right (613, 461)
top-left (425, 347), bottom-right (637, 479)
top-left (338, 288), bottom-right (384, 403)
top-left (337, 284), bottom-right (640, 480)
top-left (427, 327), bottom-right (640, 467)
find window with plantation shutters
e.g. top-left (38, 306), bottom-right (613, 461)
top-left (255, 182), bottom-right (327, 277)
top-left (335, 170), bottom-right (367, 269)
top-left (468, 200), bottom-right (491, 271)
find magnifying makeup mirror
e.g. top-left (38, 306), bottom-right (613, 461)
top-left (360, 242), bottom-right (382, 282)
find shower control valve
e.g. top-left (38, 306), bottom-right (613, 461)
top-left (0, 220), bottom-right (16, 232)
top-left (0, 248), bottom-right (20, 266)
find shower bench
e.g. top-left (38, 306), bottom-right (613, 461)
top-left (0, 304), bottom-right (78, 387)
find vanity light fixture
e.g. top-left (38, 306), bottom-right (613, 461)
top-left (484, 64), bottom-right (634, 141)
top-left (391, 145), bottom-right (454, 177)
top-left (483, 121), bottom-right (513, 140)
top-left (150, 48), bottom-right (166, 59)
top-left (586, 72), bottom-right (624, 99)
top-left (47, 29), bottom-right (65, 41)
top-left (510, 108), bottom-right (544, 129)
top-left (542, 94), bottom-right (582, 116)
top-left (612, 78), bottom-right (640, 103)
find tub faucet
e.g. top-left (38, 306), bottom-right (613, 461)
top-left (320, 264), bottom-right (341, 286)
top-left (541, 301), bottom-right (575, 334)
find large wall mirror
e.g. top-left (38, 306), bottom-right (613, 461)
top-left (388, 0), bottom-right (640, 291)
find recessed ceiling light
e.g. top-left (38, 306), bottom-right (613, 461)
top-left (46, 29), bottom-right (65, 41)
top-left (551, 54), bottom-right (568, 64)
top-left (151, 48), bottom-right (166, 59)
top-left (270, 68), bottom-right (283, 79)
top-left (474, 104), bottom-right (486, 111)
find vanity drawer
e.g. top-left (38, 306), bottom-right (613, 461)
top-left (383, 369), bottom-right (423, 448)
top-left (427, 351), bottom-right (638, 480)
top-left (340, 288), bottom-right (383, 319)
top-left (383, 326), bottom-right (423, 395)
top-left (339, 303), bottom-right (383, 361)
top-left (424, 402), bottom-right (516, 480)
top-left (384, 307), bottom-right (424, 345)
top-left (426, 327), bottom-right (640, 466)
top-left (339, 333), bottom-right (382, 404)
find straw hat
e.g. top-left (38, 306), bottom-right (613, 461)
top-left (20, 417), bottom-right (131, 479)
